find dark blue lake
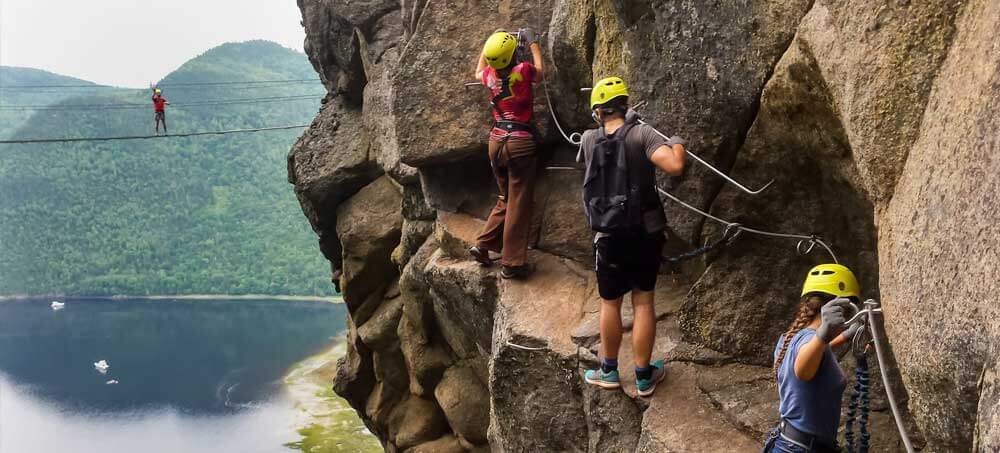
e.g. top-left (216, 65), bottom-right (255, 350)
top-left (0, 297), bottom-right (367, 453)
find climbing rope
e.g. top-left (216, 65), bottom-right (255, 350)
top-left (654, 186), bottom-right (839, 263)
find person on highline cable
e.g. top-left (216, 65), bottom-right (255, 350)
top-left (764, 263), bottom-right (864, 453)
top-left (152, 88), bottom-right (170, 135)
top-left (580, 77), bottom-right (687, 397)
top-left (467, 28), bottom-right (543, 280)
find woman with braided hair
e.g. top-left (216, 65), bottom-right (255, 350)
top-left (763, 264), bottom-right (863, 453)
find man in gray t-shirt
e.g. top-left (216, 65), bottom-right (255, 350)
top-left (580, 76), bottom-right (686, 398)
top-left (579, 109), bottom-right (686, 236)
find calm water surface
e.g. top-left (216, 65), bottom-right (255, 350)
top-left (0, 297), bottom-right (357, 453)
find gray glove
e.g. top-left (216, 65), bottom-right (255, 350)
top-left (519, 27), bottom-right (538, 45)
top-left (816, 298), bottom-right (852, 343)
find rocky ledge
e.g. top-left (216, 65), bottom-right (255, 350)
top-left (289, 0), bottom-right (1000, 451)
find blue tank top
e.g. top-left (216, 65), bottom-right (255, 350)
top-left (774, 328), bottom-right (847, 444)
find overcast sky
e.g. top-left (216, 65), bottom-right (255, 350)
top-left (0, 0), bottom-right (307, 87)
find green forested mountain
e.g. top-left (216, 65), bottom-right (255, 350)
top-left (0, 40), bottom-right (334, 296)
top-left (0, 67), bottom-right (103, 139)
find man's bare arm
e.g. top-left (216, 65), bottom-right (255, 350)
top-left (650, 143), bottom-right (685, 176)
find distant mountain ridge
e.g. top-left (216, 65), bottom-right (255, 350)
top-left (0, 66), bottom-right (105, 139)
top-left (0, 40), bottom-right (333, 296)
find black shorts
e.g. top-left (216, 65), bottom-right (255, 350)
top-left (594, 231), bottom-right (665, 300)
top-left (155, 111), bottom-right (166, 121)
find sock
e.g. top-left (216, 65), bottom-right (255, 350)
top-left (600, 358), bottom-right (618, 374)
top-left (636, 365), bottom-right (653, 381)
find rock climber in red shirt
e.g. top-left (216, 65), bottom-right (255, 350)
top-left (152, 88), bottom-right (170, 135)
top-left (468, 28), bottom-right (544, 280)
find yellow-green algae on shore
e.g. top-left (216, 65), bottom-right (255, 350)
top-left (284, 341), bottom-right (382, 452)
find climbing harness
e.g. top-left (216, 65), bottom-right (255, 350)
top-left (844, 300), bottom-right (916, 453)
top-left (654, 186), bottom-right (839, 263)
top-left (662, 223), bottom-right (742, 264)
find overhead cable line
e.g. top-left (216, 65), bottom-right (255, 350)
top-left (0, 124), bottom-right (310, 145)
top-left (0, 94), bottom-right (324, 111)
top-left (0, 78), bottom-right (321, 90)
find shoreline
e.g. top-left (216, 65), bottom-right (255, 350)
top-left (0, 294), bottom-right (342, 303)
top-left (283, 341), bottom-right (381, 452)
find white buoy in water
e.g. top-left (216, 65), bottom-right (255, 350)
top-left (94, 359), bottom-right (110, 374)
top-left (51, 301), bottom-right (65, 310)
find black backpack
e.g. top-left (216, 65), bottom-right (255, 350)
top-left (583, 122), bottom-right (645, 234)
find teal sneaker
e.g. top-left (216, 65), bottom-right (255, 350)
top-left (584, 368), bottom-right (621, 389)
top-left (636, 360), bottom-right (667, 397)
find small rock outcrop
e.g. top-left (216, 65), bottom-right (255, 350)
top-left (289, 0), bottom-right (1000, 451)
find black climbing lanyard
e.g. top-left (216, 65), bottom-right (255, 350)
top-left (845, 355), bottom-right (872, 453)
top-left (845, 324), bottom-right (873, 453)
top-left (661, 224), bottom-right (742, 264)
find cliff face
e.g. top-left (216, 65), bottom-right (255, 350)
top-left (288, 0), bottom-right (1000, 451)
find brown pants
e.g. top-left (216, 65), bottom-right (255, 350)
top-left (476, 137), bottom-right (538, 267)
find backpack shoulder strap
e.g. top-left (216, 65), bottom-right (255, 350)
top-left (618, 122), bottom-right (637, 140)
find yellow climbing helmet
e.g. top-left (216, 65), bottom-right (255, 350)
top-left (801, 264), bottom-right (860, 300)
top-left (590, 76), bottom-right (630, 109)
top-left (483, 32), bottom-right (518, 69)
top-left (155, 88), bottom-right (162, 94)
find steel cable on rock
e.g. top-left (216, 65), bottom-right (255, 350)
top-left (0, 124), bottom-right (311, 145)
top-left (866, 304), bottom-right (916, 453)
top-left (654, 186), bottom-right (839, 263)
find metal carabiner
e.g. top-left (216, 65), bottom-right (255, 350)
top-left (845, 299), bottom-right (883, 326)
top-left (796, 238), bottom-right (817, 256)
top-left (722, 223), bottom-right (742, 244)
top-left (851, 319), bottom-right (872, 359)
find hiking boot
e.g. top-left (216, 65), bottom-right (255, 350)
top-left (469, 246), bottom-right (495, 266)
top-left (500, 264), bottom-right (532, 279)
top-left (584, 368), bottom-right (621, 389)
top-left (636, 359), bottom-right (667, 397)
